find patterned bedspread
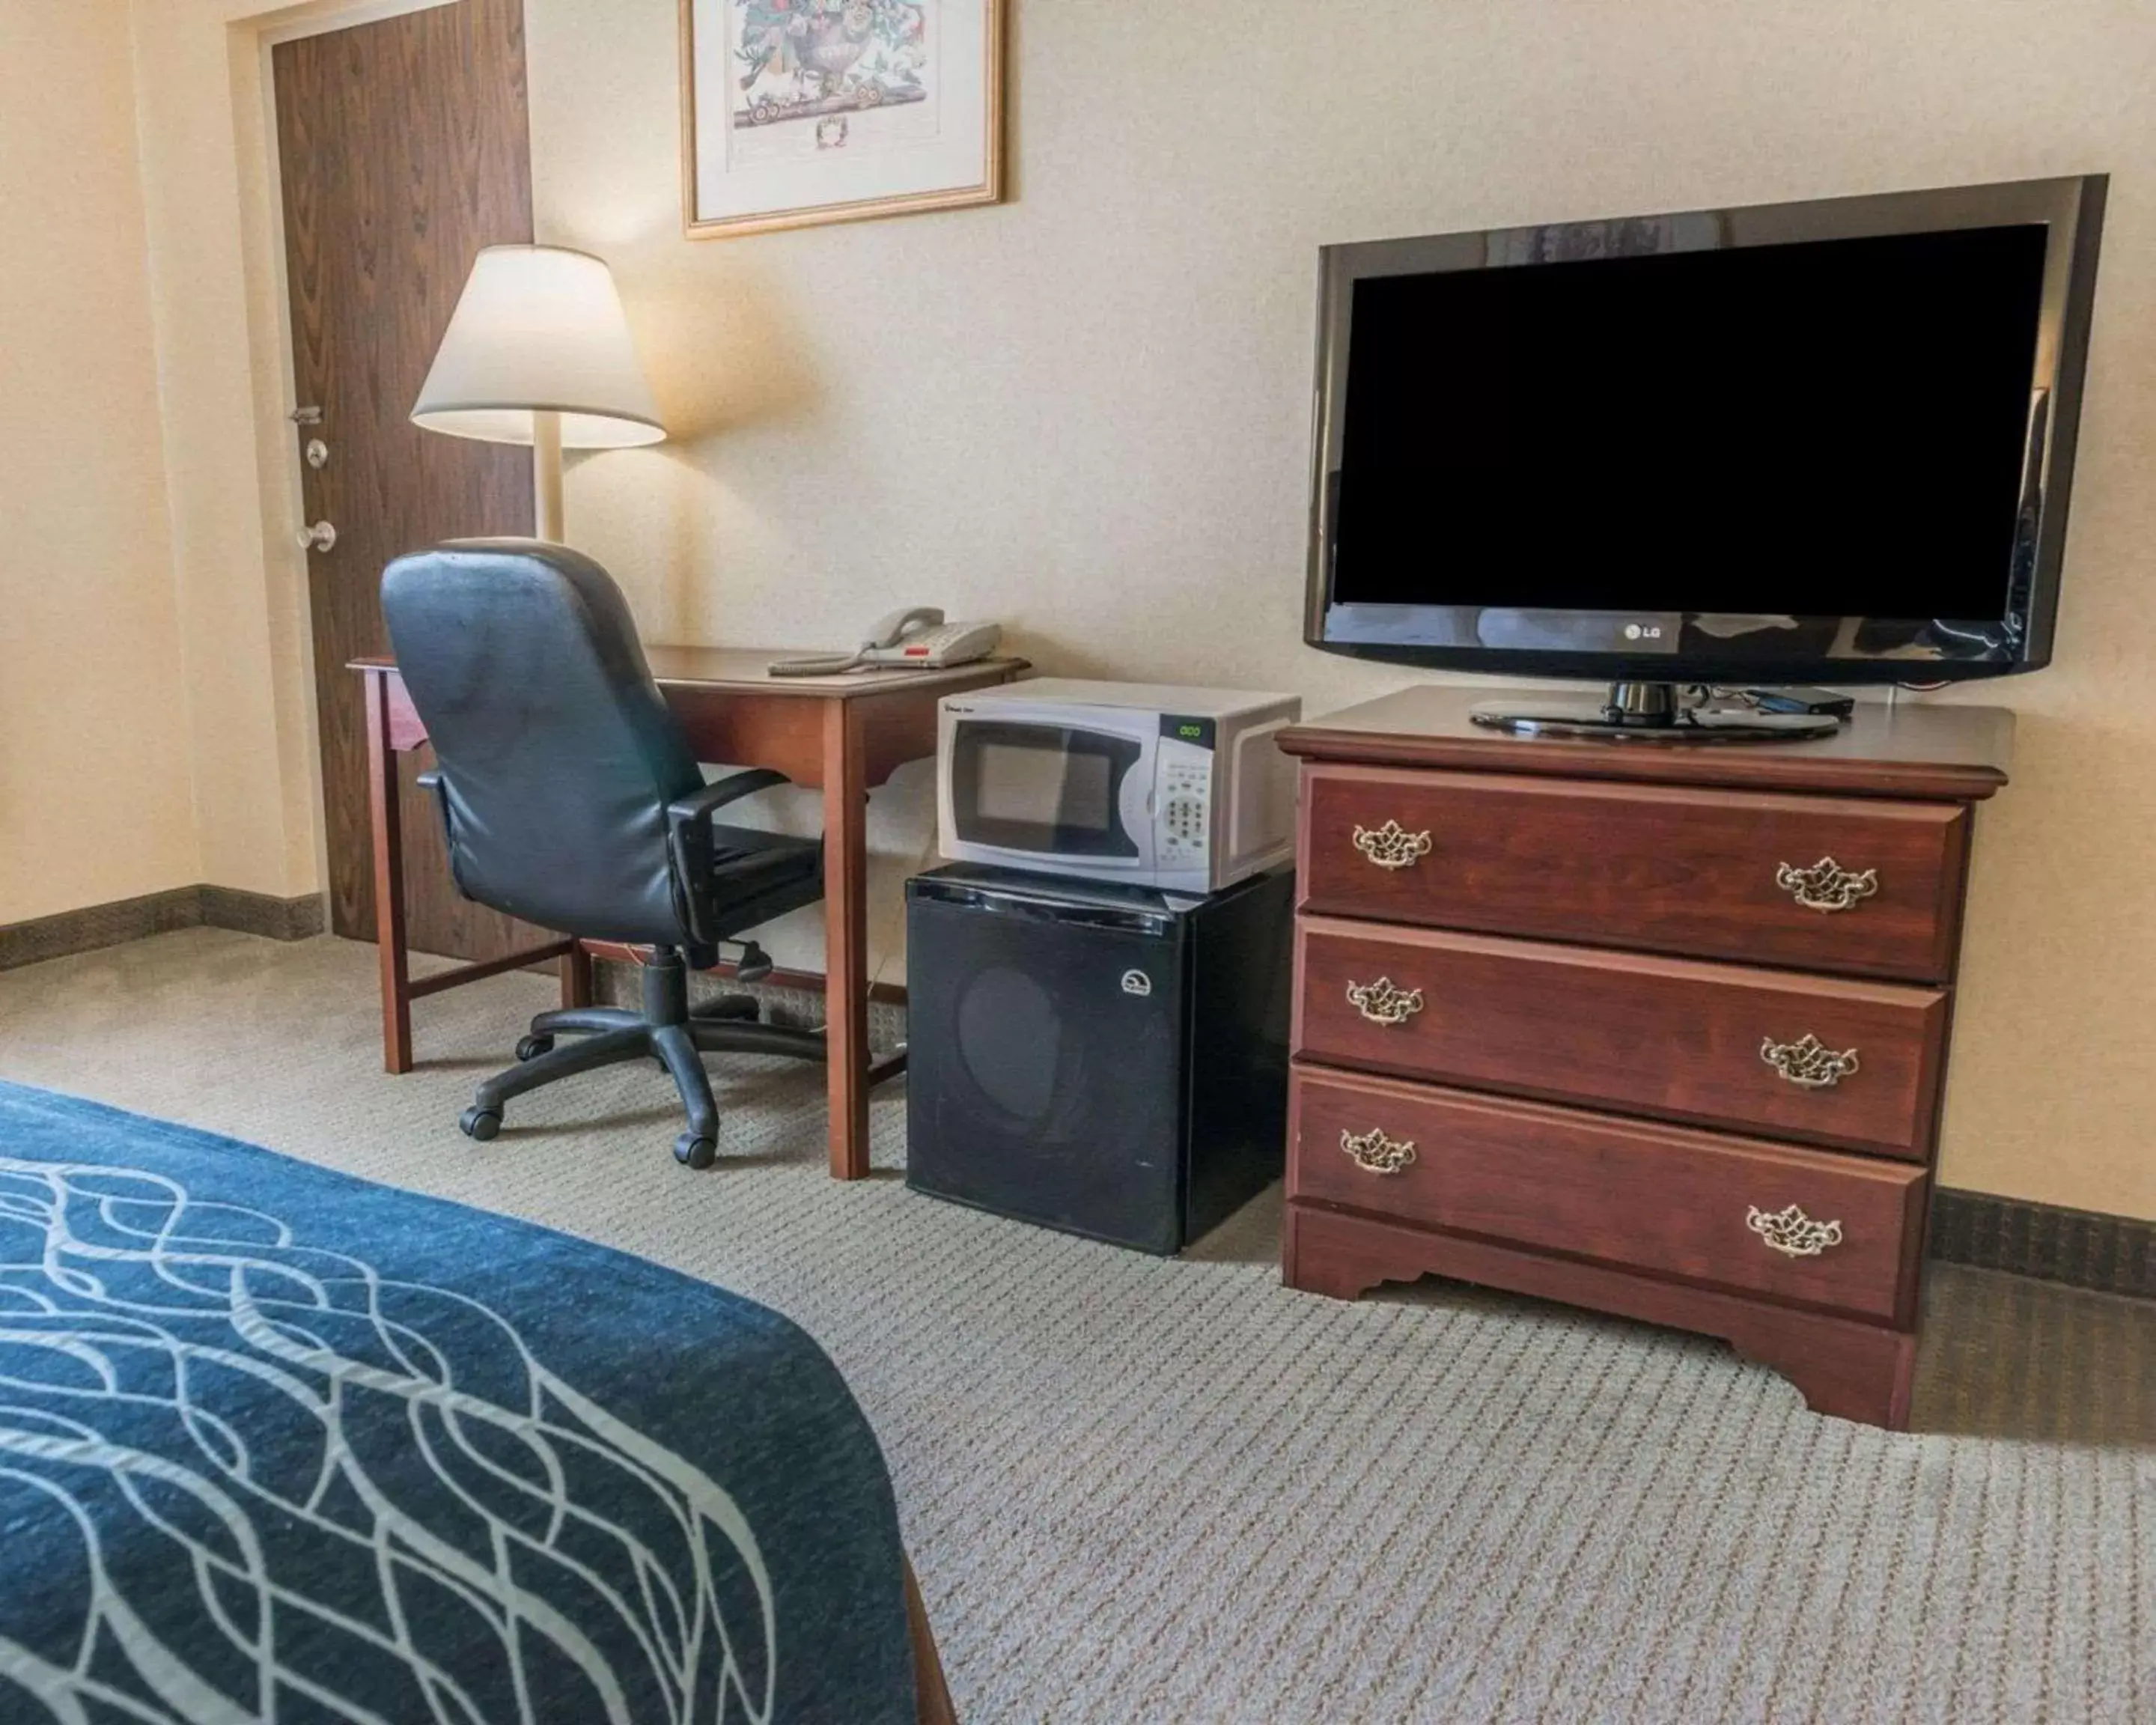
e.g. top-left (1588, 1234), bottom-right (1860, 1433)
top-left (0, 1082), bottom-right (916, 1724)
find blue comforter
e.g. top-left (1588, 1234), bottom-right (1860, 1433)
top-left (0, 1081), bottom-right (916, 1724)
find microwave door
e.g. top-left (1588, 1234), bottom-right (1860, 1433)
top-left (948, 719), bottom-right (1151, 867)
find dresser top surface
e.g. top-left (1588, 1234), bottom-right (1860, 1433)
top-left (1281, 685), bottom-right (2014, 800)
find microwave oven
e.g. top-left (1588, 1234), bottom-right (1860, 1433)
top-left (937, 679), bottom-right (1301, 893)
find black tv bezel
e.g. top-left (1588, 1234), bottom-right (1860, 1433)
top-left (1304, 176), bottom-right (2109, 686)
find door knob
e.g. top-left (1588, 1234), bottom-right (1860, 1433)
top-left (296, 520), bottom-right (338, 553)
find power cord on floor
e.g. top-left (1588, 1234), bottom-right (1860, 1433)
top-left (865, 817), bottom-right (943, 1014)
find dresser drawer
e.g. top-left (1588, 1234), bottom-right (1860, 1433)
top-left (1289, 1068), bottom-right (1926, 1323)
top-left (1300, 765), bottom-right (1970, 982)
top-left (1294, 918), bottom-right (1949, 1159)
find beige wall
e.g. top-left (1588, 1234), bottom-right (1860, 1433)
top-left (22, 1), bottom-right (2156, 1218)
top-left (522, 0), bottom-right (2156, 1219)
top-left (129, 0), bottom-right (347, 905)
top-left (0, 0), bottom-right (201, 919)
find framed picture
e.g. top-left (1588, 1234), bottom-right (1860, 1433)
top-left (680, 0), bottom-right (1005, 240)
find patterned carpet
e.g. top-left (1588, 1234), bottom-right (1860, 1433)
top-left (0, 928), bottom-right (2149, 1723)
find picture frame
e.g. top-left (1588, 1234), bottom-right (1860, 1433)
top-left (680, 0), bottom-right (1005, 240)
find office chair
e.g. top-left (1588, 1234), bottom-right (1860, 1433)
top-left (380, 539), bottom-right (827, 1169)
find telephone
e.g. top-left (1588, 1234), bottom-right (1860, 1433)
top-left (770, 607), bottom-right (1002, 676)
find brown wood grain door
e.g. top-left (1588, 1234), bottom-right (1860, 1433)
top-left (275, 0), bottom-right (540, 958)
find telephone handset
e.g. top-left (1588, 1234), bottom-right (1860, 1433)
top-left (865, 606), bottom-right (948, 651)
top-left (770, 606), bottom-right (1002, 676)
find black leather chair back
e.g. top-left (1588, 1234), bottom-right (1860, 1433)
top-left (380, 540), bottom-right (705, 947)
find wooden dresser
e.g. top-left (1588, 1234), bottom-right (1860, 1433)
top-left (1276, 687), bottom-right (2013, 1428)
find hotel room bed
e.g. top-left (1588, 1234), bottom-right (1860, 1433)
top-left (0, 1080), bottom-right (951, 1724)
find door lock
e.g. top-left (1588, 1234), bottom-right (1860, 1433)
top-left (290, 405), bottom-right (323, 425)
top-left (296, 520), bottom-right (338, 553)
top-left (305, 438), bottom-right (330, 469)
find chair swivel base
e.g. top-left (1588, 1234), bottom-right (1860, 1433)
top-left (456, 947), bottom-right (826, 1169)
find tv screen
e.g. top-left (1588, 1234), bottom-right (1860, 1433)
top-left (1307, 178), bottom-right (2106, 684)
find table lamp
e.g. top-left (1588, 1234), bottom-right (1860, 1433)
top-left (411, 244), bottom-right (664, 541)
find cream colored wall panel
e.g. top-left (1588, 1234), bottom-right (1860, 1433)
top-left (128, 0), bottom-right (331, 903)
top-left (0, 0), bottom-right (200, 922)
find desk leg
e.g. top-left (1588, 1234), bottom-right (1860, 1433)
top-left (562, 942), bottom-right (593, 1010)
top-left (822, 699), bottom-right (871, 1179)
top-left (363, 674), bottom-right (414, 1074)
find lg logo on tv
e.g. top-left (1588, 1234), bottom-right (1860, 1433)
top-left (1623, 622), bottom-right (1664, 642)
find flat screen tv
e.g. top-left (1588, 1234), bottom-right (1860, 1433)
top-left (1306, 177), bottom-right (2107, 705)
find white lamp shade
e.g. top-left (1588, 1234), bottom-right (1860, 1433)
top-left (411, 245), bottom-right (664, 449)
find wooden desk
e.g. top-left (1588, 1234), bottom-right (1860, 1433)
top-left (350, 648), bottom-right (1027, 1179)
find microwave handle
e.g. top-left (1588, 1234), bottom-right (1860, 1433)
top-left (1120, 731), bottom-right (1157, 867)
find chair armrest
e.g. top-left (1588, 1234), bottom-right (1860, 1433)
top-left (665, 770), bottom-right (794, 947)
top-left (665, 768), bottom-right (791, 836)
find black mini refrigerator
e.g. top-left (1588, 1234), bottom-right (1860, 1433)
top-left (904, 865), bottom-right (1294, 1254)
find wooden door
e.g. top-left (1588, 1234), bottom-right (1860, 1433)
top-left (275, 0), bottom-right (540, 958)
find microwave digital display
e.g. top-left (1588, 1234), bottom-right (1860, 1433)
top-left (977, 743), bottom-right (1112, 833)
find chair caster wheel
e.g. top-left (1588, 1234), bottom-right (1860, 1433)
top-left (674, 1132), bottom-right (718, 1170)
top-left (460, 1107), bottom-right (502, 1142)
top-left (516, 1034), bottom-right (554, 1062)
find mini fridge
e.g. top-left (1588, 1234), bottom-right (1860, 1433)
top-left (904, 864), bottom-right (1294, 1254)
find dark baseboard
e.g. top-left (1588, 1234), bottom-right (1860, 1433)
top-left (198, 886), bottom-right (326, 943)
top-left (579, 940), bottom-right (907, 1007)
top-left (589, 954), bottom-right (908, 1048)
top-left (1930, 1188), bottom-right (2155, 1301)
top-left (0, 886), bottom-right (326, 970)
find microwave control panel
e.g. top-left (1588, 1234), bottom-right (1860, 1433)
top-left (1156, 737), bottom-right (1213, 869)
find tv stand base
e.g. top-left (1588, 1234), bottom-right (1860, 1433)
top-left (1470, 680), bottom-right (1840, 742)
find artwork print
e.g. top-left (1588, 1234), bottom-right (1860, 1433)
top-left (730, 0), bottom-right (938, 165)
top-left (683, 0), bottom-right (1002, 238)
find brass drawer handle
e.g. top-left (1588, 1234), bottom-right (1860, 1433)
top-left (1340, 1127), bottom-right (1417, 1175)
top-left (1747, 1203), bottom-right (1845, 1258)
top-left (1352, 821), bottom-right (1434, 870)
top-left (1775, 857), bottom-right (1878, 913)
top-left (1345, 976), bottom-right (1424, 1026)
top-left (1759, 1033), bottom-right (1860, 1089)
